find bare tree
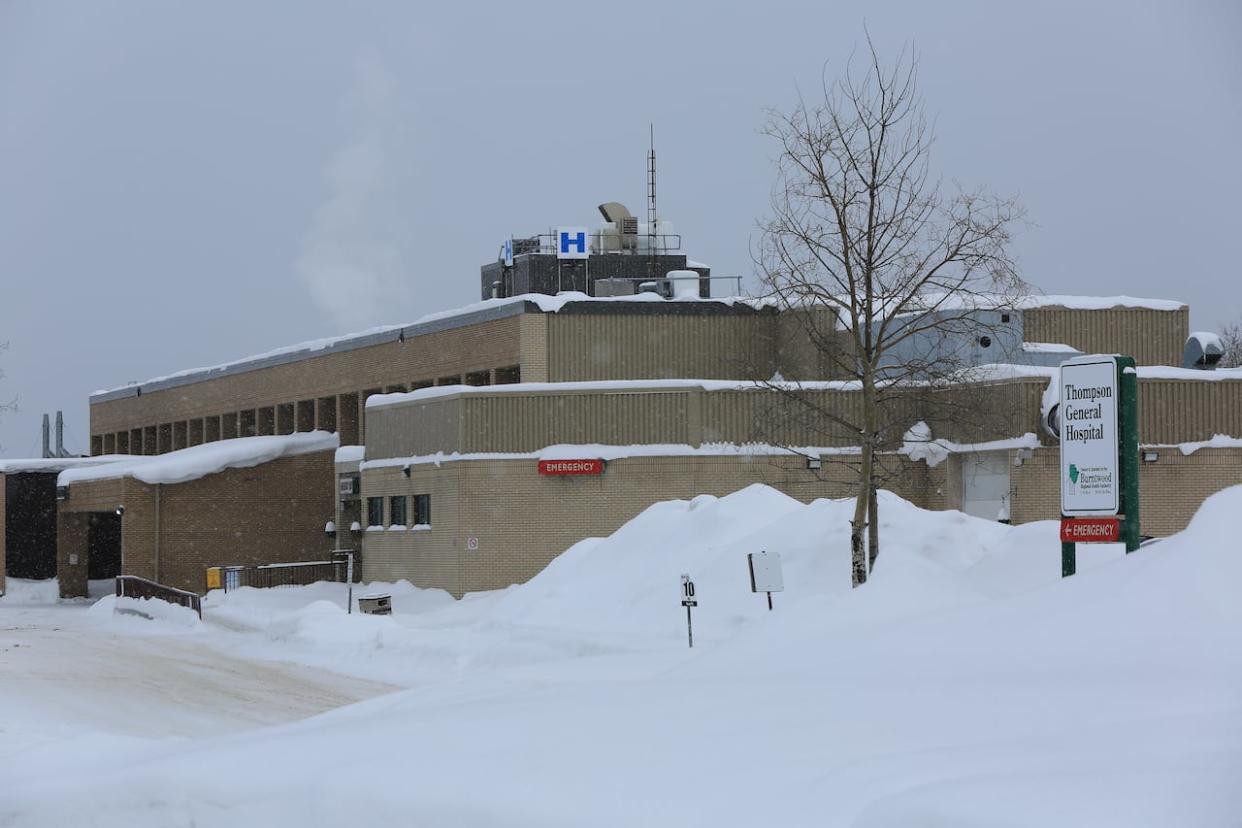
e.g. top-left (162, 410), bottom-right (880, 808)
top-left (756, 38), bottom-right (1026, 587)
top-left (1219, 319), bottom-right (1242, 368)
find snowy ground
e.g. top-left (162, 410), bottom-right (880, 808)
top-left (1, 486), bottom-right (1239, 826)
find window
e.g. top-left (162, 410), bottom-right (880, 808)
top-left (413, 494), bottom-right (431, 526)
top-left (464, 370), bottom-right (491, 386)
top-left (389, 495), bottom-right (407, 527)
top-left (366, 497), bottom-right (383, 528)
top-left (494, 365), bottom-right (521, 384)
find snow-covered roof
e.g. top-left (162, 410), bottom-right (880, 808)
top-left (1021, 342), bottom-right (1079, 354)
top-left (1017, 294), bottom-right (1186, 311)
top-left (1134, 365), bottom-right (1242, 381)
top-left (90, 292), bottom-right (771, 402)
top-left (0, 455), bottom-right (130, 475)
top-left (372, 362), bottom-right (1242, 414)
top-left (58, 432), bottom-right (339, 487)
top-left (828, 289), bottom-right (1186, 319)
top-left (335, 445), bottom-right (366, 465)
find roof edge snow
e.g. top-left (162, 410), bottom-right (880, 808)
top-left (90, 293), bottom-right (771, 403)
top-left (58, 432), bottom-right (339, 487)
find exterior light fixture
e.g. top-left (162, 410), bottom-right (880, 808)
top-left (806, 456), bottom-right (822, 470)
top-left (1142, 451), bottom-right (1159, 463)
top-left (325, 520), bottom-right (337, 537)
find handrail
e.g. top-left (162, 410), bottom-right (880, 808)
top-left (116, 575), bottom-right (203, 618)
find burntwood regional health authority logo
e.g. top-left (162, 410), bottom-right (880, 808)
top-left (1068, 463), bottom-right (1080, 485)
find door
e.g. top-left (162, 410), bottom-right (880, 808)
top-left (961, 451), bottom-right (1012, 521)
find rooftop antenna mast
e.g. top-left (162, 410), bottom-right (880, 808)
top-left (647, 124), bottom-right (658, 282)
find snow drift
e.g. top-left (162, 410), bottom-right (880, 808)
top-left (2, 486), bottom-right (1239, 827)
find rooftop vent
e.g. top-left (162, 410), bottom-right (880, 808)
top-left (1183, 332), bottom-right (1224, 370)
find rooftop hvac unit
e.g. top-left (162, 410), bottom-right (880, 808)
top-left (1183, 332), bottom-right (1224, 370)
top-left (594, 203), bottom-right (639, 254)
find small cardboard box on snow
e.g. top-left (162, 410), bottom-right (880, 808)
top-left (747, 551), bottom-right (784, 593)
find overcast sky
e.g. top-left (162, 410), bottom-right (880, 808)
top-left (1, 1), bottom-right (1239, 456)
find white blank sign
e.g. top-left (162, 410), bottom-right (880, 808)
top-left (748, 551), bottom-right (784, 593)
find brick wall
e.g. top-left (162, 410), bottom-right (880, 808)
top-left (359, 452), bottom-right (938, 596)
top-left (90, 315), bottom-right (525, 451)
top-left (1010, 446), bottom-right (1242, 537)
top-left (59, 451), bottom-right (335, 595)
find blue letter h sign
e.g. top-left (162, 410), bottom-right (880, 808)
top-left (560, 231), bottom-right (586, 255)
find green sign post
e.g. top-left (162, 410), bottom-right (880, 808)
top-left (1059, 355), bottom-right (1140, 577)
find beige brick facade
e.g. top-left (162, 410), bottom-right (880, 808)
top-left (1022, 306), bottom-right (1188, 367)
top-left (57, 451), bottom-right (336, 597)
top-left (90, 314), bottom-right (526, 453)
top-left (1010, 445), bottom-right (1242, 537)
top-left (357, 452), bottom-right (949, 596)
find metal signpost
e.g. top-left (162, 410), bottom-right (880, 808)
top-left (1059, 355), bottom-right (1140, 577)
top-left (680, 574), bottom-right (697, 648)
top-left (747, 550), bottom-right (784, 610)
top-left (334, 549), bottom-right (356, 613)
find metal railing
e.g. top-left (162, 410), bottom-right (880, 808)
top-left (517, 231), bottom-right (684, 256)
top-left (220, 556), bottom-right (353, 592)
top-left (116, 575), bottom-right (203, 618)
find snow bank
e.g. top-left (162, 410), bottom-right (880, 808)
top-left (88, 594), bottom-right (202, 630)
top-left (478, 484), bottom-right (1029, 640)
top-left (6, 485), bottom-right (1241, 826)
top-left (0, 578), bottom-right (60, 604)
top-left (58, 432), bottom-right (338, 486)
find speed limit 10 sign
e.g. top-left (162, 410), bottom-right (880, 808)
top-left (680, 574), bottom-right (697, 607)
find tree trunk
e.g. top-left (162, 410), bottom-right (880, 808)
top-left (867, 480), bottom-right (879, 573)
top-left (851, 442), bottom-right (872, 588)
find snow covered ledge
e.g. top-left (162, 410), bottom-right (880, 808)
top-left (58, 432), bottom-right (339, 487)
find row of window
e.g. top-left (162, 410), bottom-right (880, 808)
top-left (367, 494), bottom-right (431, 529)
top-left (91, 364), bottom-right (522, 457)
